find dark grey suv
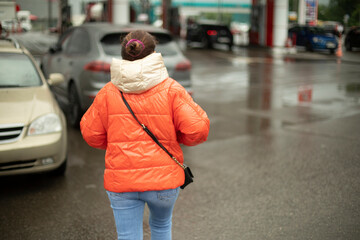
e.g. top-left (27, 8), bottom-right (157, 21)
top-left (186, 21), bottom-right (233, 50)
top-left (41, 23), bottom-right (192, 127)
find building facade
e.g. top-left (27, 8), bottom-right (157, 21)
top-left (6, 0), bottom-right (298, 48)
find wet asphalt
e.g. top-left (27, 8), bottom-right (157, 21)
top-left (1, 34), bottom-right (360, 240)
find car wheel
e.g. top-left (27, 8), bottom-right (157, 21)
top-left (68, 83), bottom-right (82, 128)
top-left (330, 49), bottom-right (335, 54)
top-left (345, 40), bottom-right (352, 51)
top-left (51, 158), bottom-right (67, 176)
top-left (228, 43), bottom-right (233, 51)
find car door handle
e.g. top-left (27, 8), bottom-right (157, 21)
top-left (69, 61), bottom-right (73, 66)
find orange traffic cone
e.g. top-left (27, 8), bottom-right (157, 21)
top-left (285, 35), bottom-right (297, 53)
top-left (336, 35), bottom-right (343, 57)
top-left (285, 37), bottom-right (292, 48)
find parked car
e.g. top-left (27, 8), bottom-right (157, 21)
top-left (16, 10), bottom-right (33, 32)
top-left (1, 14), bottom-right (32, 33)
top-left (288, 25), bottom-right (338, 54)
top-left (0, 38), bottom-right (67, 176)
top-left (41, 23), bottom-right (192, 127)
top-left (1, 20), bottom-right (16, 32)
top-left (186, 21), bottom-right (233, 50)
top-left (345, 26), bottom-right (360, 51)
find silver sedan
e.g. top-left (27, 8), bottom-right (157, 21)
top-left (41, 23), bottom-right (192, 127)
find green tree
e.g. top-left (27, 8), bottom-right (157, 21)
top-left (319, 0), bottom-right (360, 27)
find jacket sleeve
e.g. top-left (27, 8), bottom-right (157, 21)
top-left (80, 92), bottom-right (108, 150)
top-left (172, 85), bottom-right (210, 146)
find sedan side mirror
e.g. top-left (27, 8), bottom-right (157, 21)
top-left (48, 73), bottom-right (65, 86)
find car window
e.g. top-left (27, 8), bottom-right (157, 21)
top-left (155, 41), bottom-right (179, 56)
top-left (100, 32), bottom-right (126, 56)
top-left (58, 29), bottom-right (73, 51)
top-left (309, 27), bottom-right (326, 34)
top-left (66, 28), bottom-right (91, 54)
top-left (0, 53), bottom-right (42, 87)
top-left (153, 33), bottom-right (173, 44)
top-left (201, 24), bottom-right (230, 32)
top-left (100, 32), bottom-right (178, 57)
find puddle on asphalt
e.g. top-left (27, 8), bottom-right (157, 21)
top-left (282, 82), bottom-right (360, 109)
top-left (192, 52), bottom-right (360, 140)
top-left (196, 79), bottom-right (360, 141)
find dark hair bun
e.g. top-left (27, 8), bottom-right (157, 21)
top-left (125, 41), bottom-right (143, 57)
top-left (121, 30), bottom-right (157, 61)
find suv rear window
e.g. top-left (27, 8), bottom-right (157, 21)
top-left (200, 24), bottom-right (231, 32)
top-left (0, 53), bottom-right (42, 88)
top-left (100, 32), bottom-right (178, 57)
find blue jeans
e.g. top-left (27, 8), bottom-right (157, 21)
top-left (107, 188), bottom-right (180, 240)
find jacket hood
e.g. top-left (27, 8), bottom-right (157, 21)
top-left (110, 52), bottom-right (169, 94)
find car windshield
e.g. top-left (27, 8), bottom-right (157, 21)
top-left (309, 27), bottom-right (327, 34)
top-left (100, 32), bottom-right (179, 57)
top-left (0, 53), bottom-right (42, 88)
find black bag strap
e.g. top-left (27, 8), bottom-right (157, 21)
top-left (121, 91), bottom-right (185, 170)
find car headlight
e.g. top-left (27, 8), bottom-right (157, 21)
top-left (28, 113), bottom-right (62, 135)
top-left (312, 37), bottom-right (319, 43)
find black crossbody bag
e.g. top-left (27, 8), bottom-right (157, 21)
top-left (120, 91), bottom-right (194, 189)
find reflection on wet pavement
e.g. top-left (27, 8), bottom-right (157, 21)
top-left (186, 49), bottom-right (360, 141)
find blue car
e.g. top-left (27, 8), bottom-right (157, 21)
top-left (288, 25), bottom-right (338, 54)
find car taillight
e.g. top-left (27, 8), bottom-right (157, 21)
top-left (84, 61), bottom-right (111, 73)
top-left (175, 60), bottom-right (192, 71)
top-left (207, 30), bottom-right (217, 36)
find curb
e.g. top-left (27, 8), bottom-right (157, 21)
top-left (271, 47), bottom-right (360, 64)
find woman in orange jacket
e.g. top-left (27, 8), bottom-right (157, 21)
top-left (80, 30), bottom-right (209, 240)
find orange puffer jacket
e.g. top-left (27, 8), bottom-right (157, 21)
top-left (80, 53), bottom-right (210, 193)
